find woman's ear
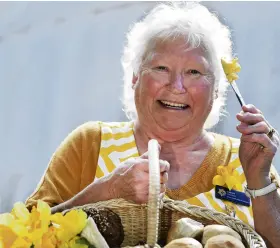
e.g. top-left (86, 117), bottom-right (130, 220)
top-left (132, 73), bottom-right (138, 89)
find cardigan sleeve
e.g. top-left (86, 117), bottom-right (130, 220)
top-left (25, 121), bottom-right (101, 209)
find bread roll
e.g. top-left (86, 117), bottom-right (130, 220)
top-left (202, 224), bottom-right (241, 245)
top-left (165, 237), bottom-right (203, 248)
top-left (205, 234), bottom-right (245, 248)
top-left (167, 218), bottom-right (204, 243)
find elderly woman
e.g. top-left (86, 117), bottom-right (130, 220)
top-left (26, 2), bottom-right (280, 247)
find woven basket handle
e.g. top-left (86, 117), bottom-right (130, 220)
top-left (147, 139), bottom-right (161, 246)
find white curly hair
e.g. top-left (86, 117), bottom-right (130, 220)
top-left (121, 2), bottom-right (233, 129)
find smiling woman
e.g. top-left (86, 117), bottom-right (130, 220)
top-left (25, 2), bottom-right (280, 247)
top-left (133, 39), bottom-right (215, 137)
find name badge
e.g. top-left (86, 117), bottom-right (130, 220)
top-left (215, 185), bottom-right (250, 207)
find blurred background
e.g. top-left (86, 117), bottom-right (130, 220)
top-left (1, 1), bottom-right (280, 212)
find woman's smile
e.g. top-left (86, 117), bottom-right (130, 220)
top-left (157, 100), bottom-right (189, 110)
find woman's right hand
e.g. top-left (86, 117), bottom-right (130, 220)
top-left (107, 151), bottom-right (170, 204)
top-left (51, 150), bottom-right (169, 214)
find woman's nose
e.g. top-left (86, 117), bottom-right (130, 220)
top-left (169, 74), bottom-right (186, 93)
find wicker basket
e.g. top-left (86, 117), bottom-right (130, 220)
top-left (81, 197), bottom-right (266, 248)
top-left (69, 140), bottom-right (267, 248)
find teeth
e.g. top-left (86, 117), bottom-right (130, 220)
top-left (160, 100), bottom-right (187, 108)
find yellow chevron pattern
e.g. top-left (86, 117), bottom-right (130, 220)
top-left (97, 121), bottom-right (140, 177)
top-left (96, 122), bottom-right (254, 227)
top-left (185, 137), bottom-right (254, 227)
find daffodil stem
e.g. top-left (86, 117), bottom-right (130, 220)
top-left (230, 81), bottom-right (246, 107)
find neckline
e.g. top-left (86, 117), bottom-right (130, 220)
top-left (166, 133), bottom-right (232, 198)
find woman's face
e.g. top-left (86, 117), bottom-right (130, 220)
top-left (133, 39), bottom-right (215, 140)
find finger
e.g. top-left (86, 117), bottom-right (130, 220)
top-left (236, 112), bottom-right (265, 125)
top-left (136, 159), bottom-right (169, 173)
top-left (272, 129), bottom-right (280, 145)
top-left (237, 121), bottom-right (270, 135)
top-left (241, 133), bottom-right (278, 154)
top-left (136, 159), bottom-right (150, 172)
top-left (130, 157), bottom-right (169, 173)
top-left (133, 193), bottom-right (149, 204)
top-left (124, 157), bottom-right (137, 165)
top-left (160, 171), bottom-right (168, 184)
top-left (125, 157), bottom-right (148, 166)
top-left (128, 158), bottom-right (149, 172)
top-left (242, 104), bottom-right (262, 114)
top-left (159, 159), bottom-right (170, 172)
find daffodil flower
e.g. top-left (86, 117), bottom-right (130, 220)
top-left (12, 200), bottom-right (52, 246)
top-left (0, 200), bottom-right (53, 247)
top-left (51, 210), bottom-right (87, 244)
top-left (213, 163), bottom-right (243, 191)
top-left (221, 57), bottom-right (241, 83)
top-left (0, 201), bottom-right (89, 248)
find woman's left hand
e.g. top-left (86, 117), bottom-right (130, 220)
top-left (236, 104), bottom-right (279, 189)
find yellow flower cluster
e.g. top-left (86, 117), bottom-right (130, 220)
top-left (0, 200), bottom-right (89, 248)
top-left (212, 163), bottom-right (243, 191)
top-left (221, 58), bottom-right (241, 83)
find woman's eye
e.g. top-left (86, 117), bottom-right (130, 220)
top-left (155, 66), bottom-right (169, 72)
top-left (188, 69), bottom-right (201, 75)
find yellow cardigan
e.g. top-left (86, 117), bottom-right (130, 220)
top-left (25, 121), bottom-right (280, 213)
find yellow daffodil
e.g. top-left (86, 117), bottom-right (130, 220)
top-left (221, 57), bottom-right (241, 83)
top-left (213, 163), bottom-right (243, 191)
top-left (51, 210), bottom-right (87, 244)
top-left (0, 201), bottom-right (89, 248)
top-left (10, 200), bottom-right (52, 246)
